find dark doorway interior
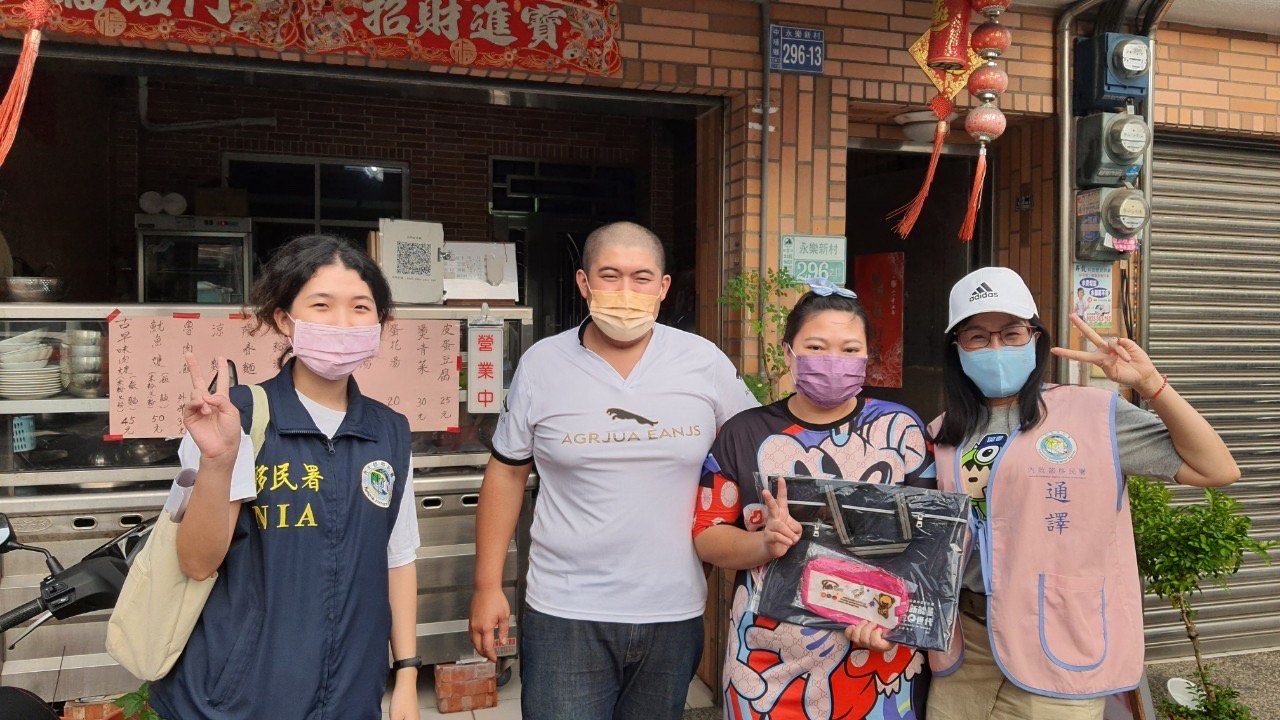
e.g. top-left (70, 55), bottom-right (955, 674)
top-left (845, 149), bottom-right (986, 422)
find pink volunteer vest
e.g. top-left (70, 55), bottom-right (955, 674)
top-left (928, 385), bottom-right (1145, 699)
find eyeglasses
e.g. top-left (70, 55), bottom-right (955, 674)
top-left (956, 324), bottom-right (1037, 351)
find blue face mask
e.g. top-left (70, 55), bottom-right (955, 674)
top-left (957, 342), bottom-right (1038, 399)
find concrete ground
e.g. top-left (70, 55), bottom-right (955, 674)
top-left (378, 651), bottom-right (1280, 719)
top-left (381, 661), bottom-right (717, 719)
top-left (680, 651), bottom-right (1280, 720)
top-left (1146, 651), bottom-right (1280, 719)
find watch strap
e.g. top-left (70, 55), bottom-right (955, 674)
top-left (391, 656), bottom-right (423, 671)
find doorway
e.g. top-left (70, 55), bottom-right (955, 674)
top-left (845, 147), bottom-right (989, 421)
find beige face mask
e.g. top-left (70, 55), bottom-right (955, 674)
top-left (588, 287), bottom-right (660, 342)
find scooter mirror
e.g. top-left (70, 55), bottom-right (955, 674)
top-left (0, 513), bottom-right (18, 552)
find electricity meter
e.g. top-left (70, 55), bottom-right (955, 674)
top-left (1073, 34), bottom-right (1152, 113)
top-left (1077, 112), bottom-right (1150, 187)
top-left (1076, 188), bottom-right (1149, 261)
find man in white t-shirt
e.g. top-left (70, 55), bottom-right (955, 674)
top-left (469, 222), bottom-right (758, 719)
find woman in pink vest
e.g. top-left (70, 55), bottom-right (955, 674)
top-left (926, 267), bottom-right (1239, 720)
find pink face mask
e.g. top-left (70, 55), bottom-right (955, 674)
top-left (287, 316), bottom-right (382, 381)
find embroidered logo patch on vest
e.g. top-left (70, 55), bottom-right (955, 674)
top-left (1036, 431), bottom-right (1077, 464)
top-left (361, 460), bottom-right (395, 508)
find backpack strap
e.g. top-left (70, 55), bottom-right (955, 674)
top-left (248, 384), bottom-right (270, 458)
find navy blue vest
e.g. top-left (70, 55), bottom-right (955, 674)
top-left (151, 362), bottom-right (411, 720)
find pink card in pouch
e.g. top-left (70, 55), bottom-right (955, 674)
top-left (802, 557), bottom-right (911, 629)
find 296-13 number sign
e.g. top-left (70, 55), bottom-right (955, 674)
top-left (769, 25), bottom-right (825, 75)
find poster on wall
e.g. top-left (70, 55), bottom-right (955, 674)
top-left (0, 0), bottom-right (622, 77)
top-left (1072, 261), bottom-right (1114, 329)
top-left (108, 314), bottom-right (459, 438)
top-left (853, 252), bottom-right (904, 389)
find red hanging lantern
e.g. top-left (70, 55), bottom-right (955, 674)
top-left (971, 0), bottom-right (1012, 17)
top-left (967, 63), bottom-right (1009, 103)
top-left (958, 0), bottom-right (1014, 242)
top-left (965, 104), bottom-right (1007, 144)
top-left (971, 21), bottom-right (1012, 58)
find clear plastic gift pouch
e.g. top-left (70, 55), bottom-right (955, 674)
top-left (749, 474), bottom-right (970, 652)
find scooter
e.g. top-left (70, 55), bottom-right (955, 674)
top-left (0, 511), bottom-right (147, 719)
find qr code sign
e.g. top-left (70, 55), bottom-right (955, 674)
top-left (396, 242), bottom-right (433, 276)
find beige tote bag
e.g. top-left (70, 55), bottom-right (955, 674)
top-left (106, 385), bottom-right (269, 681)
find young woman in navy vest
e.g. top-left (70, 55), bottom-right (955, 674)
top-left (150, 236), bottom-right (420, 720)
top-left (927, 267), bottom-right (1238, 720)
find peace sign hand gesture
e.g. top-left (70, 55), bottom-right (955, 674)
top-left (1050, 315), bottom-right (1163, 397)
top-left (181, 353), bottom-right (242, 466)
top-left (760, 477), bottom-right (804, 560)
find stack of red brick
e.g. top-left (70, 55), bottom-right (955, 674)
top-left (61, 700), bottom-right (124, 720)
top-left (434, 660), bottom-right (498, 713)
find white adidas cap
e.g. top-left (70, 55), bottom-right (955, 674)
top-left (946, 266), bottom-right (1038, 332)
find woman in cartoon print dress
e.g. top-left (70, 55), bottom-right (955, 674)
top-left (693, 279), bottom-right (935, 720)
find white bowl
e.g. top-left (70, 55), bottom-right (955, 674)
top-left (66, 330), bottom-right (101, 346)
top-left (0, 346), bottom-right (52, 363)
top-left (66, 344), bottom-right (102, 358)
top-left (68, 372), bottom-right (101, 388)
top-left (67, 356), bottom-right (101, 373)
top-left (0, 359), bottom-right (50, 370)
top-left (0, 329), bottom-right (45, 348)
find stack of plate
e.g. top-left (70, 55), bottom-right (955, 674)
top-left (0, 328), bottom-right (63, 399)
top-left (0, 364), bottom-right (64, 400)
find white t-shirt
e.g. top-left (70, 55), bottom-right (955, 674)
top-left (164, 390), bottom-right (420, 569)
top-left (491, 322), bottom-right (759, 623)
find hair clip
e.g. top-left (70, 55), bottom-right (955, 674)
top-left (805, 277), bottom-right (858, 299)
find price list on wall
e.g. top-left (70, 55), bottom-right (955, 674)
top-left (108, 315), bottom-right (460, 438)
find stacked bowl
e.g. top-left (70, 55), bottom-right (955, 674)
top-left (64, 329), bottom-right (104, 398)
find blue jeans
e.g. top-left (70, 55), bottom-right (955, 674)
top-left (519, 606), bottom-right (704, 720)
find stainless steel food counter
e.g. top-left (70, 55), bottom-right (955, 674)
top-left (0, 303), bottom-right (535, 701)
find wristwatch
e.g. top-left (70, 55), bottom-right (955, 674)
top-left (391, 656), bottom-right (423, 671)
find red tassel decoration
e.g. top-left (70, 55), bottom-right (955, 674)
top-left (0, 0), bottom-right (52, 168)
top-left (890, 0), bottom-right (972, 240)
top-left (888, 95), bottom-right (954, 239)
top-left (959, 146), bottom-right (987, 242)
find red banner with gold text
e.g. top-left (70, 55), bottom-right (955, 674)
top-left (0, 0), bottom-right (621, 76)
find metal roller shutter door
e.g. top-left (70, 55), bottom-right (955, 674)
top-left (1144, 139), bottom-right (1280, 660)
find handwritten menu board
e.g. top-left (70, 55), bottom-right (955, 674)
top-left (108, 315), bottom-right (460, 438)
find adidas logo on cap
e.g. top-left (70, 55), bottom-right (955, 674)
top-left (970, 282), bottom-right (998, 302)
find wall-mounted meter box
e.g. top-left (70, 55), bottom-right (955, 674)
top-left (1077, 112), bottom-right (1150, 187)
top-left (1076, 187), bottom-right (1150, 261)
top-left (1074, 33), bottom-right (1151, 113)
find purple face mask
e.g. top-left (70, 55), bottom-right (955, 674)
top-left (288, 316), bottom-right (382, 381)
top-left (788, 348), bottom-right (868, 409)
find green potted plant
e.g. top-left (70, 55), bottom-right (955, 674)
top-left (115, 682), bottom-right (161, 720)
top-left (1128, 476), bottom-right (1274, 720)
top-left (717, 268), bottom-right (802, 404)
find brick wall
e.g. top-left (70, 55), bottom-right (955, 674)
top-left (111, 77), bottom-right (676, 261)
top-left (1152, 26), bottom-right (1280, 136)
